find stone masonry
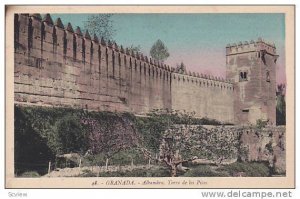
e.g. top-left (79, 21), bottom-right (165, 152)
top-left (14, 14), bottom-right (278, 125)
top-left (226, 40), bottom-right (278, 124)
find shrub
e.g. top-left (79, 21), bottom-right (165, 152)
top-left (218, 162), bottom-right (270, 177)
top-left (54, 114), bottom-right (88, 154)
top-left (183, 165), bottom-right (229, 177)
top-left (80, 169), bottom-right (97, 177)
top-left (103, 167), bottom-right (170, 177)
top-left (265, 142), bottom-right (274, 154)
top-left (256, 119), bottom-right (268, 129)
top-left (14, 106), bottom-right (55, 175)
top-left (19, 171), bottom-right (40, 178)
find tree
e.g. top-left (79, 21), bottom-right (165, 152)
top-left (150, 39), bottom-right (170, 62)
top-left (54, 114), bottom-right (87, 154)
top-left (138, 110), bottom-right (248, 177)
top-left (81, 114), bottom-right (140, 170)
top-left (128, 44), bottom-right (142, 54)
top-left (136, 109), bottom-right (171, 155)
top-left (276, 84), bottom-right (286, 125)
top-left (158, 125), bottom-right (203, 177)
top-left (175, 62), bottom-right (187, 74)
top-left (84, 14), bottom-right (116, 42)
top-left (139, 111), bottom-right (204, 177)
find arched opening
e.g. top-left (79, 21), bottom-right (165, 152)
top-left (240, 71), bottom-right (248, 81)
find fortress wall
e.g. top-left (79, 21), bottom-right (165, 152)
top-left (14, 14), bottom-right (234, 121)
top-left (171, 73), bottom-right (234, 123)
top-left (14, 14), bottom-right (172, 114)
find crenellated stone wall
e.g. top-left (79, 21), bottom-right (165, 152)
top-left (171, 73), bottom-right (234, 123)
top-left (14, 13), bottom-right (235, 122)
top-left (14, 13), bottom-right (174, 115)
top-left (14, 14), bottom-right (278, 124)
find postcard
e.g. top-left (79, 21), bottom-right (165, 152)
top-left (5, 5), bottom-right (295, 188)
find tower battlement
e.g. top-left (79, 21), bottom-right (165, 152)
top-left (226, 38), bottom-right (277, 125)
top-left (226, 38), bottom-right (277, 56)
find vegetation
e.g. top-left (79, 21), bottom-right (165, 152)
top-left (77, 167), bottom-right (170, 177)
top-left (54, 114), bottom-right (87, 154)
top-left (77, 162), bottom-right (271, 177)
top-left (18, 171), bottom-right (41, 178)
top-left (14, 105), bottom-right (280, 177)
top-left (82, 113), bottom-right (140, 170)
top-left (150, 39), bottom-right (170, 62)
top-left (276, 84), bottom-right (286, 125)
top-left (256, 119), bottom-right (268, 129)
top-left (84, 14), bottom-right (116, 42)
top-left (175, 62), bottom-right (187, 74)
top-left (183, 165), bottom-right (229, 177)
top-left (14, 106), bottom-right (55, 175)
top-left (128, 44), bottom-right (142, 54)
top-left (84, 14), bottom-right (142, 54)
top-left (265, 141), bottom-right (274, 154)
top-left (203, 128), bottom-right (239, 165)
top-left (216, 162), bottom-right (271, 177)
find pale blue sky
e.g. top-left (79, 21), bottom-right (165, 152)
top-left (51, 13), bottom-right (286, 83)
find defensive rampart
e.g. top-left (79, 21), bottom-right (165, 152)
top-left (14, 13), bottom-right (234, 122)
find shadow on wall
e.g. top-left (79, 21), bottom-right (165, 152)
top-left (14, 107), bottom-right (55, 176)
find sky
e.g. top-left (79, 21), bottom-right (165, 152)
top-left (51, 13), bottom-right (286, 84)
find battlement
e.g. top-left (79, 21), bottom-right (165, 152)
top-left (15, 13), bottom-right (262, 124)
top-left (14, 13), bottom-right (174, 72)
top-left (172, 71), bottom-right (234, 91)
top-left (173, 70), bottom-right (232, 84)
top-left (226, 38), bottom-right (277, 56)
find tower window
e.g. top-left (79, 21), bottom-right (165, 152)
top-left (239, 71), bottom-right (248, 81)
top-left (266, 71), bottom-right (270, 82)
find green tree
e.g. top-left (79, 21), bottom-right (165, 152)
top-left (175, 62), bottom-right (187, 74)
top-left (276, 84), bottom-right (286, 125)
top-left (150, 39), bottom-right (170, 62)
top-left (139, 110), bottom-right (202, 177)
top-left (158, 124), bottom-right (202, 177)
top-left (84, 14), bottom-right (116, 42)
top-left (54, 114), bottom-right (88, 154)
top-left (135, 109), bottom-right (171, 155)
top-left (128, 44), bottom-right (142, 54)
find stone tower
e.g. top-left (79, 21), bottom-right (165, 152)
top-left (226, 38), bottom-right (278, 125)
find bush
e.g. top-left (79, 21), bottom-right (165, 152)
top-left (110, 150), bottom-right (148, 166)
top-left (79, 169), bottom-right (97, 177)
top-left (265, 142), bottom-right (274, 154)
top-left (218, 162), bottom-right (270, 177)
top-left (54, 114), bottom-right (87, 154)
top-left (82, 149), bottom-right (148, 167)
top-left (14, 105), bottom-right (227, 177)
top-left (14, 106), bottom-right (55, 175)
top-left (19, 171), bottom-right (40, 178)
top-left (183, 165), bottom-right (229, 177)
top-left (14, 106), bottom-right (140, 175)
top-left (98, 167), bottom-right (170, 177)
top-left (256, 119), bottom-right (268, 129)
top-left (77, 167), bottom-right (170, 177)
